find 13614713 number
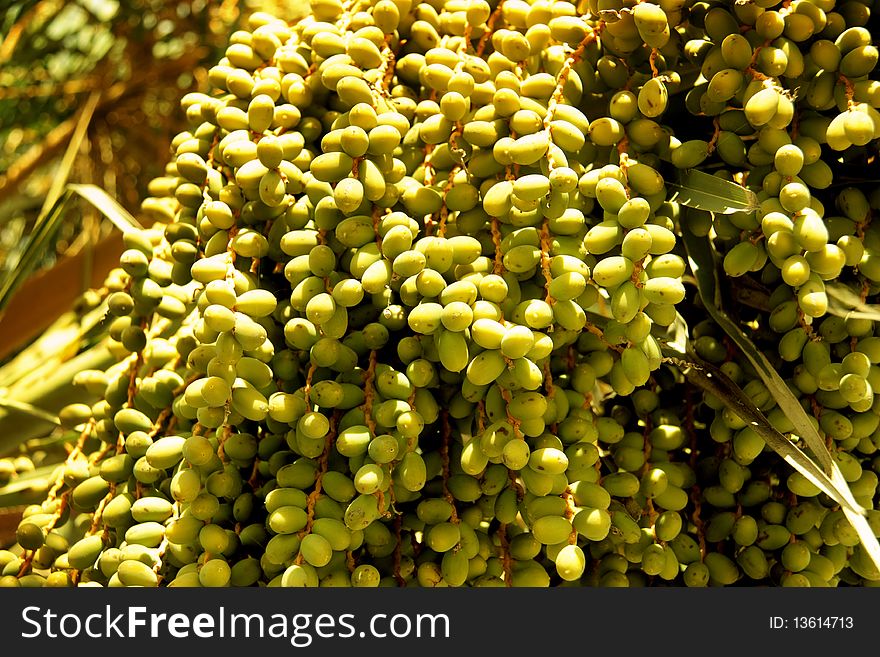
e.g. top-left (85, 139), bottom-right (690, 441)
top-left (793, 617), bottom-right (854, 629)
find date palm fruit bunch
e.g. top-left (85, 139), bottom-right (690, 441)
top-left (2, 0), bottom-right (880, 588)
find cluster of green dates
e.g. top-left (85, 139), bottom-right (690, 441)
top-left (2, 0), bottom-right (880, 588)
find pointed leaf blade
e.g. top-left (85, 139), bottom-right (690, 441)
top-left (0, 190), bottom-right (75, 314)
top-left (668, 169), bottom-right (760, 215)
top-left (825, 282), bottom-right (880, 322)
top-left (67, 183), bottom-right (143, 233)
